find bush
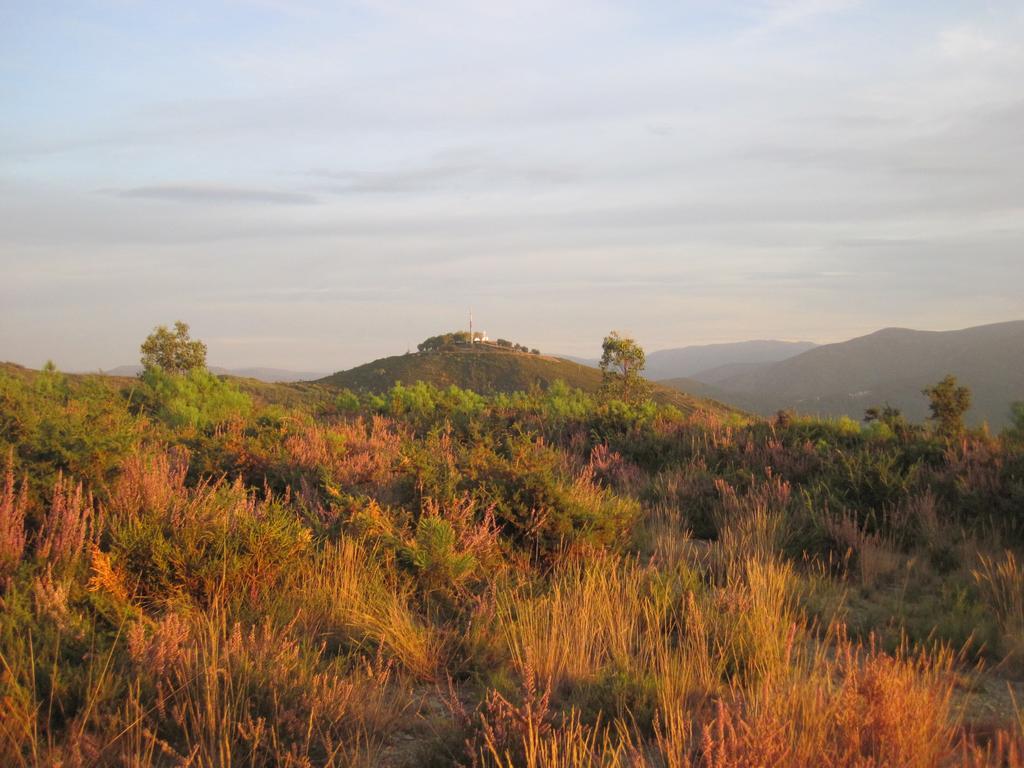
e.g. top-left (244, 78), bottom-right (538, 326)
top-left (334, 388), bottom-right (362, 413)
top-left (0, 367), bottom-right (140, 489)
top-left (467, 435), bottom-right (640, 555)
top-left (401, 516), bottom-right (477, 596)
top-left (140, 367), bottom-right (252, 429)
top-left (105, 473), bottom-right (311, 607)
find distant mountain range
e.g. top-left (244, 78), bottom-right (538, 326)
top-left (318, 346), bottom-right (733, 416)
top-left (560, 339), bottom-right (816, 380)
top-left (95, 365), bottom-right (328, 383)
top-left (660, 320), bottom-right (1024, 428)
top-left (644, 340), bottom-right (818, 381)
top-left (83, 320), bottom-right (1024, 428)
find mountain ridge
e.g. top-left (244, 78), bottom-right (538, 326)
top-left (661, 320), bottom-right (1024, 428)
top-left (560, 339), bottom-right (817, 380)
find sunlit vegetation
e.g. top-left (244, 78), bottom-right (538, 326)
top-left (1, 333), bottom-right (1023, 765)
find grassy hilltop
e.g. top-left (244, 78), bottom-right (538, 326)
top-left (319, 342), bottom-right (728, 415)
top-left (1, 339), bottom-right (1024, 765)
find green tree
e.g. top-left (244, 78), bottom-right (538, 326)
top-left (599, 331), bottom-right (650, 404)
top-left (140, 321), bottom-right (207, 375)
top-left (1008, 401), bottom-right (1024, 442)
top-left (417, 331), bottom-right (471, 353)
top-left (922, 375), bottom-right (971, 439)
top-left (864, 403), bottom-right (912, 440)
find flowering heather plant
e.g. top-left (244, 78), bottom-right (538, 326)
top-left (0, 451), bottom-right (28, 577)
top-left (36, 471), bottom-right (95, 571)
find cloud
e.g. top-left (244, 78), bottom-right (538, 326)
top-left (939, 25), bottom-right (998, 59)
top-left (307, 151), bottom-right (578, 195)
top-left (751, 0), bottom-right (862, 31)
top-left (112, 184), bottom-right (318, 205)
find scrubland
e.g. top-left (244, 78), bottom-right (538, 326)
top-left (1, 364), bottom-right (1023, 766)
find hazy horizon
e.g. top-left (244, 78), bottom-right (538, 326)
top-left (3, 1), bottom-right (1023, 371)
top-left (3, 317), bottom-right (1011, 377)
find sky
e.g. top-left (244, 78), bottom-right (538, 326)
top-left (2, 0), bottom-right (1023, 372)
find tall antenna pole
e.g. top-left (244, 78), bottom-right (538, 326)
top-left (469, 307), bottom-right (473, 342)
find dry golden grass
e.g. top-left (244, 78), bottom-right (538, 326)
top-left (973, 549), bottom-right (1024, 670)
top-left (114, 610), bottom-right (408, 767)
top-left (496, 554), bottom-right (664, 694)
top-left (825, 509), bottom-right (903, 590)
top-left (480, 710), bottom-right (634, 768)
top-left (973, 550), bottom-right (1024, 636)
top-left (296, 537), bottom-right (447, 681)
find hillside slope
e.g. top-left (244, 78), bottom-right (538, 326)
top-left (663, 321), bottom-right (1024, 427)
top-left (318, 348), bottom-right (734, 414)
top-left (645, 340), bottom-right (817, 380)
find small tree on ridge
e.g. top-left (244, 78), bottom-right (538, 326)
top-left (599, 331), bottom-right (650, 404)
top-left (140, 321), bottom-right (208, 375)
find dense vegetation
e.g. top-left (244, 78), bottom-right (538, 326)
top-left (417, 332), bottom-right (538, 355)
top-left (1, 343), bottom-right (1024, 765)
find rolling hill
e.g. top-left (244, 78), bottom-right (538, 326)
top-left (661, 320), bottom-right (1024, 428)
top-left (318, 347), bottom-right (734, 415)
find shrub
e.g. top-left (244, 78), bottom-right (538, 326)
top-left (105, 463), bottom-right (311, 607)
top-left (402, 515), bottom-right (477, 596)
top-left (335, 388), bottom-right (362, 413)
top-left (0, 368), bottom-right (141, 489)
top-left (468, 436), bottom-right (640, 555)
top-left (139, 367), bottom-right (251, 429)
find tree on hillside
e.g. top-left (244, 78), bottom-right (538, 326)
top-left (922, 375), bottom-right (971, 439)
top-left (1008, 401), bottom-right (1024, 443)
top-left (417, 332), bottom-right (471, 353)
top-left (140, 321), bottom-right (207, 375)
top-left (599, 332), bottom-right (650, 404)
top-left (864, 403), bottom-right (913, 440)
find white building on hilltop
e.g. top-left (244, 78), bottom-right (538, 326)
top-left (468, 309), bottom-right (488, 343)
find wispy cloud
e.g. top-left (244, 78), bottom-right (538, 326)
top-left (112, 184), bottom-right (318, 205)
top-left (307, 151), bottom-right (578, 195)
top-left (751, 0), bottom-right (862, 31)
top-left (757, 0), bottom-right (860, 27)
top-left (939, 25), bottom-right (998, 59)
